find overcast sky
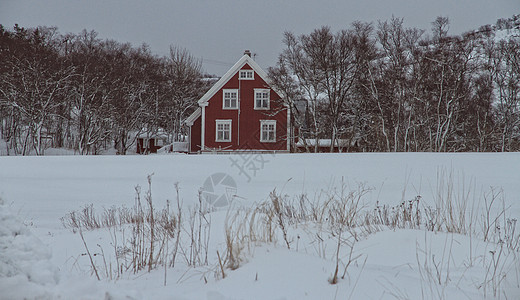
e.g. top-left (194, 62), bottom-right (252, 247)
top-left (1, 0), bottom-right (518, 75)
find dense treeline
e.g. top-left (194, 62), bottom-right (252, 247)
top-left (1, 16), bottom-right (519, 155)
top-left (0, 25), bottom-right (210, 155)
top-left (269, 16), bottom-right (520, 152)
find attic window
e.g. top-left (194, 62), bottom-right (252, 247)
top-left (239, 70), bottom-right (254, 80)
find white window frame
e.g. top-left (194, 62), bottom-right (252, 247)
top-left (260, 120), bottom-right (276, 143)
top-left (254, 89), bottom-right (270, 110)
top-left (239, 70), bottom-right (254, 80)
top-left (222, 89), bottom-right (238, 110)
top-left (215, 120), bottom-right (232, 142)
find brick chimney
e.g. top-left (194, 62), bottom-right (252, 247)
top-left (244, 50), bottom-right (251, 57)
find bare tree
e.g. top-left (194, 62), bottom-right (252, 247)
top-left (162, 46), bottom-right (205, 142)
top-left (0, 26), bottom-right (73, 155)
top-left (418, 19), bottom-right (477, 151)
top-left (268, 56), bottom-right (305, 151)
top-left (277, 31), bottom-right (326, 152)
top-left (307, 27), bottom-right (358, 152)
top-left (374, 17), bottom-right (424, 151)
top-left (491, 38), bottom-right (520, 151)
top-left (66, 30), bottom-right (112, 154)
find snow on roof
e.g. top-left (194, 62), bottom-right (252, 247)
top-left (295, 139), bottom-right (351, 147)
top-left (137, 131), bottom-right (169, 139)
top-left (185, 107), bottom-right (201, 126)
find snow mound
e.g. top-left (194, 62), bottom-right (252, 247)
top-left (0, 198), bottom-right (59, 299)
top-left (0, 198), bottom-right (142, 300)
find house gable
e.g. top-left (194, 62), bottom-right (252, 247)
top-left (198, 54), bottom-right (282, 106)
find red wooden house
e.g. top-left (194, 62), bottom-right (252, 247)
top-left (185, 51), bottom-right (289, 153)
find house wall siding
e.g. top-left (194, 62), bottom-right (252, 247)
top-left (190, 115), bottom-right (202, 152)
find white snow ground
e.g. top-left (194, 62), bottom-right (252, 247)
top-left (1, 153), bottom-right (519, 299)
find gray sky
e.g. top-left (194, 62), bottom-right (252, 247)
top-left (1, 0), bottom-right (518, 75)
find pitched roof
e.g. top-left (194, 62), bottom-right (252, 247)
top-left (197, 54), bottom-right (277, 106)
top-left (185, 107), bottom-right (201, 126)
top-left (185, 54), bottom-right (284, 126)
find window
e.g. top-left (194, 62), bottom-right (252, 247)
top-left (239, 70), bottom-right (254, 80)
top-left (216, 120), bottom-right (232, 142)
top-left (260, 120), bottom-right (276, 142)
top-left (223, 89), bottom-right (238, 109)
top-left (254, 89), bottom-right (270, 110)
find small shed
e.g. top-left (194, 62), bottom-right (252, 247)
top-left (136, 133), bottom-right (169, 154)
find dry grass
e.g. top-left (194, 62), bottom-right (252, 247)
top-left (63, 171), bottom-right (519, 298)
top-left (63, 176), bottom-right (190, 280)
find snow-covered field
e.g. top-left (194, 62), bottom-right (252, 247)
top-left (1, 153), bottom-right (519, 299)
